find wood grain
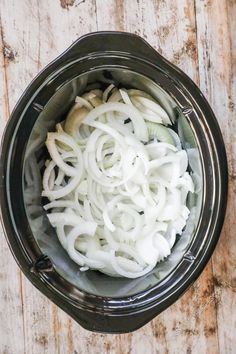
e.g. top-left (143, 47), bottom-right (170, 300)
top-left (195, 1), bottom-right (236, 353)
top-left (0, 0), bottom-right (235, 353)
top-left (0, 6), bottom-right (25, 354)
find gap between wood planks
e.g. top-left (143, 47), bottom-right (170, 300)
top-left (0, 15), bottom-right (10, 120)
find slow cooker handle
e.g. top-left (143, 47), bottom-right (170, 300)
top-left (69, 305), bottom-right (163, 333)
top-left (63, 31), bottom-right (165, 64)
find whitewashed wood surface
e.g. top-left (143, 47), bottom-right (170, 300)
top-left (0, 0), bottom-right (235, 353)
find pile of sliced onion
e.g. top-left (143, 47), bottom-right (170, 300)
top-left (42, 86), bottom-right (194, 278)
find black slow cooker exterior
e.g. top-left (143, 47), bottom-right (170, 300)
top-left (0, 32), bottom-right (228, 333)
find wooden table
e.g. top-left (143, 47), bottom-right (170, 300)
top-left (0, 1), bottom-right (235, 353)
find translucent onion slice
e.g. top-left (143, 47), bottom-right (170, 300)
top-left (46, 132), bottom-right (83, 177)
top-left (84, 102), bottom-right (148, 142)
top-left (134, 96), bottom-right (171, 125)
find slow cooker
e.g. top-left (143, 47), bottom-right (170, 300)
top-left (0, 31), bottom-right (227, 333)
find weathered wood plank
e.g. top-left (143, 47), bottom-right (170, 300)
top-left (0, 12), bottom-right (25, 354)
top-left (35, 0), bottom-right (98, 69)
top-left (159, 263), bottom-right (220, 354)
top-left (195, 1), bottom-right (236, 353)
top-left (96, 0), bottom-right (199, 82)
top-left (0, 1), bottom-right (56, 353)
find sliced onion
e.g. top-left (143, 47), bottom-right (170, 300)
top-left (134, 96), bottom-right (171, 125)
top-left (103, 84), bottom-right (115, 102)
top-left (46, 132), bottom-right (83, 176)
top-left (84, 102), bottom-right (148, 142)
top-left (75, 96), bottom-right (93, 110)
top-left (41, 84), bottom-right (195, 279)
